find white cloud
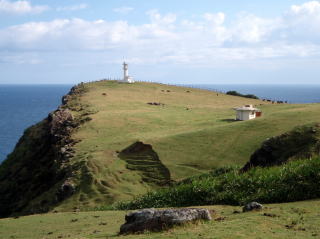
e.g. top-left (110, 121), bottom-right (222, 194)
top-left (282, 1), bottom-right (320, 42)
top-left (203, 12), bottom-right (225, 25)
top-left (56, 4), bottom-right (87, 12)
top-left (229, 13), bottom-right (281, 44)
top-left (0, 19), bottom-right (125, 50)
top-left (1, 2), bottom-right (320, 67)
top-left (0, 52), bottom-right (42, 64)
top-left (290, 1), bottom-right (320, 14)
top-left (147, 9), bottom-right (176, 25)
top-left (113, 6), bottom-right (134, 14)
top-left (0, 0), bottom-right (48, 14)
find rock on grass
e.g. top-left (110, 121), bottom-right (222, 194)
top-left (120, 208), bottom-right (212, 234)
top-left (243, 202), bottom-right (263, 212)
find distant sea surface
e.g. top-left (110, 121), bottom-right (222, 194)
top-left (1, 84), bottom-right (320, 163)
top-left (188, 84), bottom-right (320, 104)
top-left (0, 85), bottom-right (71, 162)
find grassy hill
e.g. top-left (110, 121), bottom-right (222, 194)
top-left (66, 81), bottom-right (320, 209)
top-left (2, 80), bottom-right (320, 215)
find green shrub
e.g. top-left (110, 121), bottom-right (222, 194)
top-left (242, 123), bottom-right (320, 171)
top-left (226, 91), bottom-right (259, 99)
top-left (114, 158), bottom-right (320, 210)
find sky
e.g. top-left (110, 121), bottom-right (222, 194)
top-left (0, 0), bottom-right (320, 84)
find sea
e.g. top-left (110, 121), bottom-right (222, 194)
top-left (1, 84), bottom-right (320, 163)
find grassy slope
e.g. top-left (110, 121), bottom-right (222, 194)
top-left (59, 81), bottom-right (320, 210)
top-left (116, 157), bottom-right (320, 209)
top-left (1, 200), bottom-right (320, 239)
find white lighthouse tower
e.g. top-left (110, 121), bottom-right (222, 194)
top-left (122, 62), bottom-right (134, 83)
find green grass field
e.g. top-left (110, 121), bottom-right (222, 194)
top-left (55, 81), bottom-right (320, 211)
top-left (1, 200), bottom-right (320, 239)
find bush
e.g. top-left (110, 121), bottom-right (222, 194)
top-left (226, 91), bottom-right (259, 99)
top-left (114, 158), bottom-right (320, 210)
top-left (242, 123), bottom-right (320, 171)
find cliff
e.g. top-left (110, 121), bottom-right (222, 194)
top-left (0, 83), bottom-right (90, 217)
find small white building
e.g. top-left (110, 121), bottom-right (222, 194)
top-left (233, 105), bottom-right (261, 121)
top-left (121, 62), bottom-right (134, 83)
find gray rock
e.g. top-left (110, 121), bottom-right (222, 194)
top-left (242, 202), bottom-right (263, 212)
top-left (48, 108), bottom-right (75, 140)
top-left (56, 180), bottom-right (75, 201)
top-left (120, 208), bottom-right (212, 234)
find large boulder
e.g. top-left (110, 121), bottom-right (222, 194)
top-left (242, 202), bottom-right (263, 212)
top-left (120, 208), bottom-right (212, 234)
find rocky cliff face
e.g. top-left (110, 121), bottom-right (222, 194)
top-left (0, 83), bottom-right (90, 218)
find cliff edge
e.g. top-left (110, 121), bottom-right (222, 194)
top-left (0, 83), bottom-right (90, 217)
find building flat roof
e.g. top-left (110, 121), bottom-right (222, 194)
top-left (233, 106), bottom-right (260, 111)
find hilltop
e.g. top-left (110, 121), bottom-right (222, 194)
top-left (1, 80), bottom-right (320, 217)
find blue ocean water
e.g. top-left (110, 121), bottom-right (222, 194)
top-left (1, 84), bottom-right (320, 163)
top-left (0, 85), bottom-right (71, 162)
top-left (189, 84), bottom-right (320, 104)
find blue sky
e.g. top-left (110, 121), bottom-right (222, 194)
top-left (0, 0), bottom-right (320, 84)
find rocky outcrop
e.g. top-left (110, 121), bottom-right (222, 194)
top-left (242, 202), bottom-right (263, 212)
top-left (241, 124), bottom-right (320, 172)
top-left (49, 109), bottom-right (74, 140)
top-left (120, 208), bottom-right (212, 234)
top-left (48, 108), bottom-right (78, 161)
top-left (56, 180), bottom-right (76, 201)
top-left (0, 83), bottom-right (92, 218)
top-left (61, 82), bottom-right (85, 106)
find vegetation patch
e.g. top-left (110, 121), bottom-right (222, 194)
top-left (242, 123), bottom-right (320, 171)
top-left (115, 157), bottom-right (320, 210)
top-left (226, 90), bottom-right (259, 99)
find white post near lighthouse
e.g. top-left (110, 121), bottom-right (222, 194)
top-left (122, 62), bottom-right (134, 83)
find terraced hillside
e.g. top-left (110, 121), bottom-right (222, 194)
top-left (2, 80), bottom-right (320, 215)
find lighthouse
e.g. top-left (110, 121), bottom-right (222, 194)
top-left (122, 62), bottom-right (134, 83)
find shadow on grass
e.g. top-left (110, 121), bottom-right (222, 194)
top-left (221, 119), bottom-right (237, 123)
top-left (118, 141), bottom-right (171, 186)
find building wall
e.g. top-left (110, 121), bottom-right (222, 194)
top-left (236, 111), bottom-right (256, 121)
top-left (236, 111), bottom-right (242, 120)
top-left (249, 111), bottom-right (256, 120)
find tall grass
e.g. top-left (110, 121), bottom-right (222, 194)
top-left (115, 157), bottom-right (320, 209)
